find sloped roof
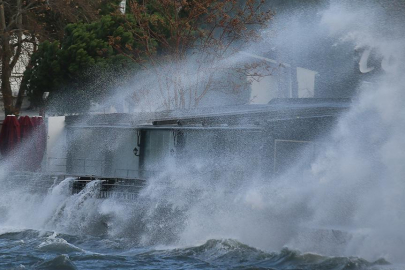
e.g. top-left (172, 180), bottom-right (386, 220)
top-left (64, 98), bottom-right (351, 128)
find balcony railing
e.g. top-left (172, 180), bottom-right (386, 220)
top-left (46, 157), bottom-right (156, 179)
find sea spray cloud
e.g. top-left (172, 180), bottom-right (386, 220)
top-left (130, 1), bottom-right (405, 261)
top-left (299, 0), bottom-right (405, 262)
top-left (305, 77), bottom-right (405, 262)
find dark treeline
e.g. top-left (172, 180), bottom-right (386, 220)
top-left (1, 0), bottom-right (273, 115)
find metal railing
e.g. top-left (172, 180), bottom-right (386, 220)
top-left (47, 157), bottom-right (104, 175)
top-left (47, 157), bottom-right (158, 179)
top-left (113, 168), bottom-right (158, 179)
top-left (47, 157), bottom-right (249, 180)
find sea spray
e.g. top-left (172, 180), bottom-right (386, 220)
top-left (0, 178), bottom-right (108, 236)
top-left (297, 2), bottom-right (405, 262)
top-left (113, 1), bottom-right (405, 262)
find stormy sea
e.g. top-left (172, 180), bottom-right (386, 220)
top-left (0, 231), bottom-right (395, 270)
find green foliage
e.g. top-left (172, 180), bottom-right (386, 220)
top-left (23, 14), bottom-right (151, 112)
top-left (22, 41), bottom-right (63, 107)
top-left (23, 0), bottom-right (272, 112)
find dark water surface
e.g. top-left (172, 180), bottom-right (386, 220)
top-left (0, 230), bottom-right (397, 270)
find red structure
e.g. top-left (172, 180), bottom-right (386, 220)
top-left (19, 116), bottom-right (34, 141)
top-left (0, 115), bottom-right (47, 171)
top-left (32, 116), bottom-right (47, 170)
top-left (0, 115), bottom-right (21, 157)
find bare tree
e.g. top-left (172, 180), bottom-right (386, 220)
top-left (0, 0), bottom-right (29, 116)
top-left (115, 0), bottom-right (273, 111)
top-left (0, 0), bottom-right (103, 117)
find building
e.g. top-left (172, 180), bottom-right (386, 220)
top-left (45, 98), bottom-right (350, 186)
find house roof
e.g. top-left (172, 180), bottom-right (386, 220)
top-left (150, 98), bottom-right (351, 127)
top-left (64, 98), bottom-right (351, 129)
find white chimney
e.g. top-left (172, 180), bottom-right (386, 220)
top-left (120, 0), bottom-right (126, 14)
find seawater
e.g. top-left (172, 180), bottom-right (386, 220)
top-left (0, 177), bottom-right (402, 270)
top-left (0, 231), bottom-right (396, 270)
